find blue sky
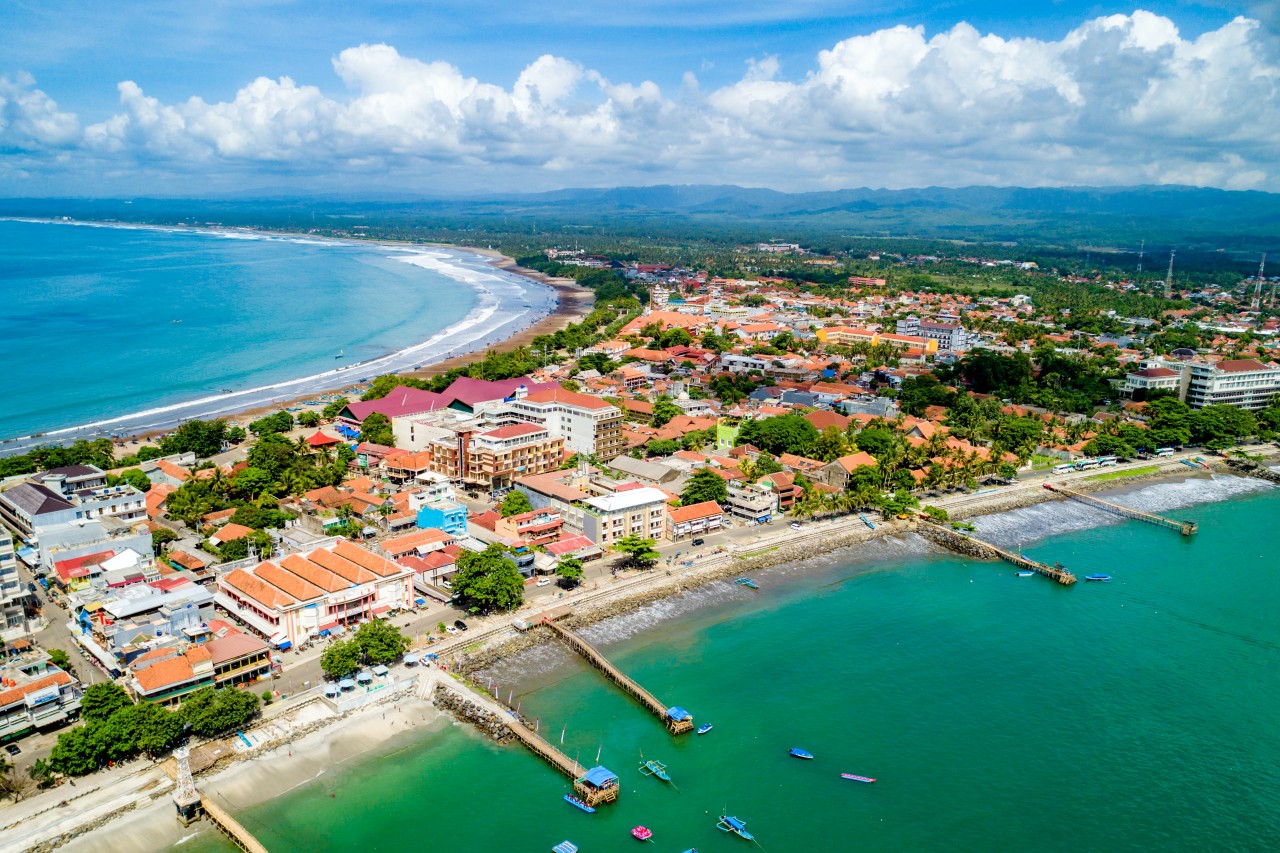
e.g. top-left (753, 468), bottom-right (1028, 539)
top-left (2, 1), bottom-right (1276, 196)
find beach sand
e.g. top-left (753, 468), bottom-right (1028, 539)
top-left (54, 695), bottom-right (443, 853)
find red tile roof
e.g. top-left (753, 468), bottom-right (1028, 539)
top-left (668, 500), bottom-right (723, 523)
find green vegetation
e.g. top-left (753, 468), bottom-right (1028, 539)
top-left (320, 619), bottom-right (410, 678)
top-left (499, 490), bottom-right (533, 517)
top-left (555, 555), bottom-right (585, 587)
top-left (613, 535), bottom-right (660, 570)
top-left (249, 411), bottom-right (294, 436)
top-left (107, 468), bottom-right (151, 492)
top-left (49, 683), bottom-right (196, 777)
top-left (736, 414), bottom-right (820, 457)
top-left (177, 687), bottom-right (261, 738)
top-left (297, 411), bottom-right (321, 428)
top-left (450, 544), bottom-right (526, 612)
top-left (359, 412), bottom-right (395, 446)
top-left (680, 468), bottom-right (728, 507)
top-left (1086, 465), bottom-right (1160, 482)
top-left (46, 649), bottom-right (72, 672)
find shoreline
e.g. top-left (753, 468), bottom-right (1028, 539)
top-left (5, 453), bottom-right (1274, 851)
top-left (0, 219), bottom-right (594, 454)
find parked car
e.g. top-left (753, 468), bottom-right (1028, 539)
top-left (535, 578), bottom-right (552, 587)
top-left (454, 620), bottom-right (469, 632)
top-left (790, 522), bottom-right (802, 530)
top-left (691, 538), bottom-right (705, 546)
top-left (5, 744), bottom-right (20, 756)
top-left (445, 625), bottom-right (460, 635)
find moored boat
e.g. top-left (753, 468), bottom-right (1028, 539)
top-left (552, 842), bottom-right (578, 853)
top-left (860, 512), bottom-right (876, 529)
top-left (717, 815), bottom-right (755, 840)
top-left (734, 577), bottom-right (759, 589)
top-left (788, 748), bottom-right (814, 759)
top-left (841, 773), bottom-right (876, 783)
top-left (1017, 571), bottom-right (1035, 577)
top-left (640, 759), bottom-right (671, 781)
top-left (563, 794), bottom-right (596, 813)
top-left (631, 825), bottom-right (653, 841)
top-left (1085, 574), bottom-right (1112, 582)
top-left (697, 723), bottom-right (713, 735)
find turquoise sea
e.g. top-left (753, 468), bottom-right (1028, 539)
top-left (0, 219), bottom-right (553, 452)
top-left (180, 474), bottom-right (1280, 852)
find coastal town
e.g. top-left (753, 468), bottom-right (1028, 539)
top-left (2, 237), bottom-right (1279, 849)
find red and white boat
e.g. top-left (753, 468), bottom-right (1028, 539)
top-left (631, 826), bottom-right (653, 841)
top-left (841, 773), bottom-right (876, 783)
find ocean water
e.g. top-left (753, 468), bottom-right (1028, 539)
top-left (184, 475), bottom-right (1280, 852)
top-left (0, 219), bottom-right (553, 451)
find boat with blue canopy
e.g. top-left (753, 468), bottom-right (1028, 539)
top-left (717, 815), bottom-right (755, 840)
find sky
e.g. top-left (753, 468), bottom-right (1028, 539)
top-left (2, 0), bottom-right (1279, 197)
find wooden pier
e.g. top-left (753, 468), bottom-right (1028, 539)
top-left (1044, 483), bottom-right (1197, 535)
top-left (541, 619), bottom-right (695, 734)
top-left (505, 715), bottom-right (620, 806)
top-left (201, 796), bottom-right (270, 853)
top-left (916, 520), bottom-right (1077, 585)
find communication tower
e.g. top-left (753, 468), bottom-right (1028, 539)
top-left (1164, 250), bottom-right (1175, 299)
top-left (1250, 253), bottom-right (1266, 311)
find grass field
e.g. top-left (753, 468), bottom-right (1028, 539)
top-left (1086, 465), bottom-right (1160, 482)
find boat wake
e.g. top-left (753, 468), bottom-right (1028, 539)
top-left (973, 474), bottom-right (1269, 547)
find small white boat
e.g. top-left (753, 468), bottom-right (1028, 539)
top-left (1017, 571), bottom-right (1035, 577)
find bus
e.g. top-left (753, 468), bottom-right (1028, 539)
top-left (1155, 447), bottom-right (1175, 458)
top-left (1052, 463), bottom-right (1076, 475)
top-left (1096, 456), bottom-right (1119, 467)
top-left (1075, 458), bottom-right (1101, 470)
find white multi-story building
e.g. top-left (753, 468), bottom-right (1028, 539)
top-left (480, 386), bottom-right (625, 460)
top-left (1125, 358), bottom-right (1280, 410)
top-left (581, 487), bottom-right (669, 546)
top-left (0, 530), bottom-right (31, 642)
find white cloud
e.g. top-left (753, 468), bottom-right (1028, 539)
top-left (0, 72), bottom-right (79, 151)
top-left (13, 10), bottom-right (1280, 192)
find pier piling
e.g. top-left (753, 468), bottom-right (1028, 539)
top-left (1043, 483), bottom-right (1197, 535)
top-left (916, 519), bottom-right (1077, 585)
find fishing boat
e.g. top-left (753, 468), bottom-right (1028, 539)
top-left (789, 748), bottom-right (814, 760)
top-left (640, 759), bottom-right (671, 781)
top-left (552, 842), bottom-right (578, 853)
top-left (335, 349), bottom-right (344, 359)
top-left (697, 723), bottom-right (714, 735)
top-left (716, 815), bottom-right (755, 840)
top-left (1017, 571), bottom-right (1035, 577)
top-left (1085, 574), bottom-right (1112, 582)
top-left (563, 794), bottom-right (596, 813)
top-left (841, 773), bottom-right (877, 783)
top-left (734, 578), bottom-right (759, 589)
top-left (631, 825), bottom-right (653, 841)
top-left (860, 512), bottom-right (876, 530)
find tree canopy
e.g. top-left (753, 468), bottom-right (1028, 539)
top-left (680, 468), bottom-right (728, 506)
top-left (178, 687), bottom-right (261, 738)
top-left (450, 545), bottom-right (526, 612)
top-left (500, 490), bottom-right (533, 517)
top-left (735, 414), bottom-right (819, 457)
top-left (613, 535), bottom-right (660, 570)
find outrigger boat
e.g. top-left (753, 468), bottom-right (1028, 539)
top-left (563, 794), bottom-right (596, 813)
top-left (697, 723), bottom-right (714, 735)
top-left (734, 577), bottom-right (759, 589)
top-left (631, 825), bottom-right (653, 841)
top-left (552, 842), bottom-right (578, 853)
top-left (1085, 574), bottom-right (1112, 582)
top-left (860, 513), bottom-right (876, 530)
top-left (717, 815), bottom-right (755, 841)
top-left (640, 759), bottom-right (671, 781)
top-left (841, 773), bottom-right (876, 783)
top-left (789, 748), bottom-right (814, 759)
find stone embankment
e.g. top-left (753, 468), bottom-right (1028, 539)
top-left (432, 684), bottom-right (514, 744)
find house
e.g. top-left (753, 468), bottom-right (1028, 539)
top-left (378, 528), bottom-right (456, 561)
top-left (666, 501), bottom-right (724, 540)
top-left (208, 523), bottom-right (254, 547)
top-left (130, 631), bottom-right (272, 705)
top-left (581, 488), bottom-right (670, 546)
top-left (495, 508), bottom-right (564, 546)
top-left (724, 484), bottom-right (779, 523)
top-left (817, 452), bottom-right (879, 489)
top-left (0, 659), bottom-right (82, 742)
top-left (607, 455), bottom-right (681, 486)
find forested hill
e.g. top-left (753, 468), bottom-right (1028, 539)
top-left (5, 184), bottom-right (1279, 251)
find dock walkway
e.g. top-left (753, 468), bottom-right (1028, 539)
top-left (917, 520), bottom-right (1077, 585)
top-left (541, 619), bottom-right (694, 734)
top-left (1043, 483), bottom-right (1197, 535)
top-left (200, 796), bottom-right (269, 853)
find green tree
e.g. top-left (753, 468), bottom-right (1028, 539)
top-left (177, 687), bottom-right (261, 738)
top-left (499, 490), bottom-right (533, 517)
top-left (360, 412), bottom-right (395, 446)
top-left (230, 467), bottom-right (273, 500)
top-left (651, 395), bottom-right (682, 428)
top-left (735, 414), bottom-right (819, 457)
top-left (680, 468), bottom-right (728, 506)
top-left (450, 545), bottom-right (526, 612)
top-left (321, 397), bottom-right (349, 419)
top-left (80, 683), bottom-right (133, 724)
top-left (321, 639), bottom-right (362, 679)
top-left (353, 618), bottom-right (409, 665)
top-left (158, 419), bottom-right (229, 458)
top-left (249, 411), bottom-right (294, 436)
top-left (297, 411), bottom-right (321, 428)
top-left (151, 526), bottom-right (180, 555)
top-left (361, 374), bottom-right (430, 401)
top-left (46, 649), bottom-right (72, 672)
top-left (555, 556), bottom-right (585, 587)
top-left (613, 535), bottom-right (660, 570)
top-left (49, 725), bottom-right (104, 776)
top-left (109, 469), bottom-right (151, 493)
top-left (811, 426), bottom-right (849, 462)
top-left (754, 453), bottom-right (783, 475)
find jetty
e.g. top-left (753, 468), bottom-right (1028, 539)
top-left (916, 519), bottom-right (1077, 585)
top-left (170, 746), bottom-right (269, 852)
top-left (1043, 483), bottom-right (1197, 535)
top-left (540, 618), bottom-right (695, 734)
